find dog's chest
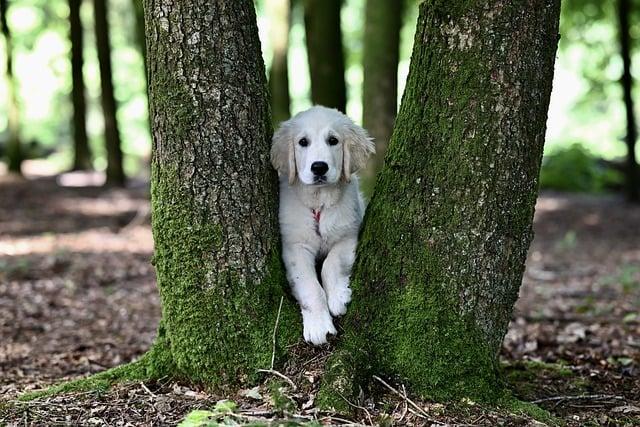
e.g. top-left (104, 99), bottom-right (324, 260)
top-left (309, 208), bottom-right (351, 245)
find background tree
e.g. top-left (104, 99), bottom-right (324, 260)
top-left (304, 0), bottom-right (346, 112)
top-left (617, 0), bottom-right (639, 202)
top-left (141, 0), bottom-right (298, 386)
top-left (131, 0), bottom-right (146, 71)
top-left (267, 0), bottom-right (291, 125)
top-left (1, 0), bottom-right (22, 174)
top-left (320, 0), bottom-right (561, 406)
top-left (359, 0), bottom-right (404, 194)
top-left (94, 0), bottom-right (124, 186)
top-left (69, 0), bottom-right (92, 170)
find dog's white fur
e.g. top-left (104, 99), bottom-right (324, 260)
top-left (271, 106), bottom-right (374, 345)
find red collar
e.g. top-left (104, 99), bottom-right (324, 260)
top-left (311, 209), bottom-right (321, 223)
top-left (311, 209), bottom-right (321, 236)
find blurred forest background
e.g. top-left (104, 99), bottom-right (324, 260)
top-left (1, 1), bottom-right (640, 425)
top-left (0, 0), bottom-right (638, 198)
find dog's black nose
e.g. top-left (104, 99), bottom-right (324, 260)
top-left (311, 161), bottom-right (329, 176)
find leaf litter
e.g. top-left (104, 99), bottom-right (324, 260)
top-left (0, 178), bottom-right (638, 426)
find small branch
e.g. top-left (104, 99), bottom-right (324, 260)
top-left (271, 296), bottom-right (284, 370)
top-left (398, 384), bottom-right (408, 423)
top-left (532, 394), bottom-right (626, 404)
top-left (257, 369), bottom-right (297, 391)
top-left (337, 392), bottom-right (374, 426)
top-left (256, 296), bottom-right (297, 390)
top-left (139, 381), bottom-right (157, 398)
top-left (372, 375), bottom-right (443, 425)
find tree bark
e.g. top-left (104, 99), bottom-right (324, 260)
top-left (94, 0), bottom-right (125, 186)
top-left (320, 0), bottom-right (561, 406)
top-left (1, 0), bottom-right (22, 174)
top-left (69, 0), bottom-right (92, 170)
top-left (617, 0), bottom-right (640, 202)
top-left (303, 0), bottom-right (346, 112)
top-left (267, 0), bottom-right (291, 125)
top-left (143, 0), bottom-right (298, 387)
top-left (359, 0), bottom-right (404, 195)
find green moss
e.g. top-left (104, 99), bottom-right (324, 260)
top-left (149, 164), bottom-right (300, 390)
top-left (320, 0), bottom-right (560, 408)
top-left (497, 395), bottom-right (562, 426)
top-left (18, 357), bottom-right (152, 401)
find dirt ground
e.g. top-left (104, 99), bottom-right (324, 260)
top-left (0, 175), bottom-right (639, 426)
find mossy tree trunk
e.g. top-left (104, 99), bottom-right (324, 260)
top-left (359, 0), bottom-right (404, 195)
top-left (320, 0), bottom-right (560, 406)
top-left (1, 0), bottom-right (22, 174)
top-left (69, 0), bottom-right (92, 170)
top-left (94, 0), bottom-right (125, 186)
top-left (304, 0), bottom-right (346, 112)
top-left (143, 0), bottom-right (298, 388)
top-left (617, 0), bottom-right (640, 202)
top-left (267, 0), bottom-right (291, 125)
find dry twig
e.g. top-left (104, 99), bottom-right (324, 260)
top-left (372, 375), bottom-right (443, 425)
top-left (532, 394), bottom-right (625, 404)
top-left (257, 296), bottom-right (297, 390)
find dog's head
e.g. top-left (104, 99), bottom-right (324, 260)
top-left (271, 106), bottom-right (375, 186)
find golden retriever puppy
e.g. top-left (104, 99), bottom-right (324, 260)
top-left (271, 106), bottom-right (375, 345)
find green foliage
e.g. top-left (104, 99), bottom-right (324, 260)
top-left (178, 400), bottom-right (323, 427)
top-left (178, 401), bottom-right (239, 427)
top-left (18, 356), bottom-right (158, 401)
top-left (539, 144), bottom-right (624, 192)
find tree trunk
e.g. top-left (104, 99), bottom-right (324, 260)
top-left (303, 0), bottom-right (346, 112)
top-left (359, 0), bottom-right (404, 195)
top-left (617, 0), bottom-right (640, 203)
top-left (143, 0), bottom-right (298, 388)
top-left (1, 0), bottom-right (22, 174)
top-left (94, 0), bottom-right (125, 186)
top-left (69, 0), bottom-right (92, 170)
top-left (320, 0), bottom-right (560, 406)
top-left (267, 0), bottom-right (291, 125)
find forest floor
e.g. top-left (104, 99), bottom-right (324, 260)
top-left (0, 174), bottom-right (639, 426)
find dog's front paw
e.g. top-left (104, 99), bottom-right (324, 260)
top-left (301, 308), bottom-right (336, 345)
top-left (326, 280), bottom-right (352, 317)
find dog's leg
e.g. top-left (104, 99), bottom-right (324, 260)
top-left (321, 238), bottom-right (356, 317)
top-left (283, 244), bottom-right (336, 345)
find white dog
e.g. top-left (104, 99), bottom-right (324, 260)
top-left (271, 106), bottom-right (375, 345)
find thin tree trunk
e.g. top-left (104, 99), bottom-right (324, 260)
top-left (618, 0), bottom-right (640, 202)
top-left (94, 0), bottom-right (125, 186)
top-left (320, 0), bottom-right (561, 407)
top-left (143, 0), bottom-right (298, 387)
top-left (69, 0), bottom-right (92, 170)
top-left (131, 0), bottom-right (146, 71)
top-left (267, 0), bottom-right (291, 125)
top-left (304, 0), bottom-right (346, 112)
top-left (1, 0), bottom-right (22, 174)
top-left (359, 0), bottom-right (404, 195)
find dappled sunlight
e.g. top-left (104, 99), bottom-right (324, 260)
top-left (0, 225), bottom-right (151, 256)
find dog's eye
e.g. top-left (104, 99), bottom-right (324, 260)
top-left (328, 136), bottom-right (339, 146)
top-left (298, 138), bottom-right (309, 147)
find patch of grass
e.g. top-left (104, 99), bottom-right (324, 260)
top-left (497, 395), bottom-right (562, 426)
top-left (600, 264), bottom-right (640, 293)
top-left (555, 230), bottom-right (578, 251)
top-left (502, 360), bottom-right (576, 402)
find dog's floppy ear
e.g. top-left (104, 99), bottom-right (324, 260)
top-left (271, 122), bottom-right (297, 185)
top-left (342, 121), bottom-right (375, 182)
